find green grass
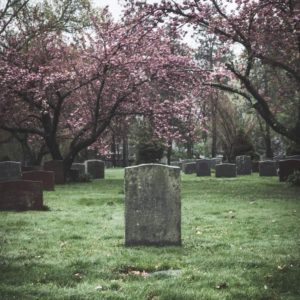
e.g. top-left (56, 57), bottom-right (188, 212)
top-left (0, 169), bottom-right (299, 300)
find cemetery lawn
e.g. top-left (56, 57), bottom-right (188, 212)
top-left (0, 169), bottom-right (300, 300)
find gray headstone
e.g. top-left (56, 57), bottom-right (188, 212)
top-left (259, 161), bottom-right (277, 176)
top-left (236, 155), bottom-right (252, 175)
top-left (182, 162), bottom-right (196, 174)
top-left (215, 163), bottom-right (237, 178)
top-left (0, 161), bottom-right (22, 182)
top-left (71, 163), bottom-right (86, 176)
top-left (84, 160), bottom-right (105, 179)
top-left (125, 164), bottom-right (181, 246)
top-left (211, 158), bottom-right (222, 169)
top-left (196, 159), bottom-right (211, 176)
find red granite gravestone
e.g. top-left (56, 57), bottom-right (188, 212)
top-left (0, 180), bottom-right (43, 210)
top-left (44, 160), bottom-right (65, 184)
top-left (22, 170), bottom-right (55, 191)
top-left (278, 160), bottom-right (300, 182)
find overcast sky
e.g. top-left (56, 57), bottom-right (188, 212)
top-left (92, 0), bottom-right (127, 19)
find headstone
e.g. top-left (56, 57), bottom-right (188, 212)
top-left (259, 161), bottom-right (277, 176)
top-left (196, 159), bottom-right (211, 176)
top-left (0, 180), bottom-right (43, 210)
top-left (71, 163), bottom-right (86, 177)
top-left (236, 155), bottom-right (252, 175)
top-left (278, 160), bottom-right (300, 182)
top-left (252, 161), bottom-right (259, 172)
top-left (84, 159), bottom-right (105, 179)
top-left (44, 160), bottom-right (65, 184)
top-left (182, 162), bottom-right (196, 174)
top-left (21, 165), bottom-right (42, 172)
top-left (22, 170), bottom-right (55, 191)
top-left (211, 157), bottom-right (222, 169)
top-left (215, 163), bottom-right (237, 178)
top-left (124, 164), bottom-right (181, 246)
top-left (0, 161), bottom-right (22, 181)
top-left (286, 155), bottom-right (300, 160)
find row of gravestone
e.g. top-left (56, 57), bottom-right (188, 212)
top-left (0, 159), bottom-right (106, 210)
top-left (171, 155), bottom-right (300, 180)
top-left (1, 160), bottom-right (299, 246)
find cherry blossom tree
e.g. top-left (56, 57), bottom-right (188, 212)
top-left (0, 8), bottom-right (201, 174)
top-left (127, 0), bottom-right (300, 149)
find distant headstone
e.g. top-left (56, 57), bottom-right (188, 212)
top-left (215, 163), bottom-right (237, 178)
top-left (85, 160), bottom-right (105, 179)
top-left (236, 155), bottom-right (252, 175)
top-left (196, 159), bottom-right (211, 176)
top-left (22, 170), bottom-right (55, 191)
top-left (286, 155), bottom-right (300, 160)
top-left (182, 162), bottom-right (196, 174)
top-left (252, 161), bottom-right (259, 173)
top-left (125, 164), bottom-right (181, 246)
top-left (259, 161), bottom-right (277, 176)
top-left (0, 180), bottom-right (43, 210)
top-left (44, 160), bottom-right (65, 184)
top-left (71, 163), bottom-right (86, 177)
top-left (211, 158), bottom-right (222, 169)
top-left (0, 161), bottom-right (22, 181)
top-left (278, 160), bottom-right (300, 182)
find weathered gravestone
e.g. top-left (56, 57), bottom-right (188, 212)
top-left (236, 155), bottom-right (252, 175)
top-left (196, 159), bottom-right (211, 176)
top-left (85, 160), bottom-right (105, 179)
top-left (278, 160), bottom-right (300, 182)
top-left (215, 163), bottom-right (237, 178)
top-left (0, 180), bottom-right (43, 210)
top-left (22, 170), bottom-right (55, 191)
top-left (44, 160), bottom-right (65, 184)
top-left (125, 164), bottom-right (181, 246)
top-left (182, 162), bottom-right (196, 174)
top-left (259, 161), bottom-right (277, 177)
top-left (0, 161), bottom-right (22, 181)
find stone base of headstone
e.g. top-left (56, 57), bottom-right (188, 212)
top-left (0, 180), bottom-right (43, 210)
top-left (44, 160), bottom-right (65, 184)
top-left (278, 160), bottom-right (300, 182)
top-left (259, 161), bottom-right (277, 176)
top-left (125, 164), bottom-right (181, 246)
top-left (84, 160), bottom-right (105, 179)
top-left (196, 159), bottom-right (211, 176)
top-left (215, 163), bottom-right (237, 178)
top-left (22, 170), bottom-right (55, 191)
